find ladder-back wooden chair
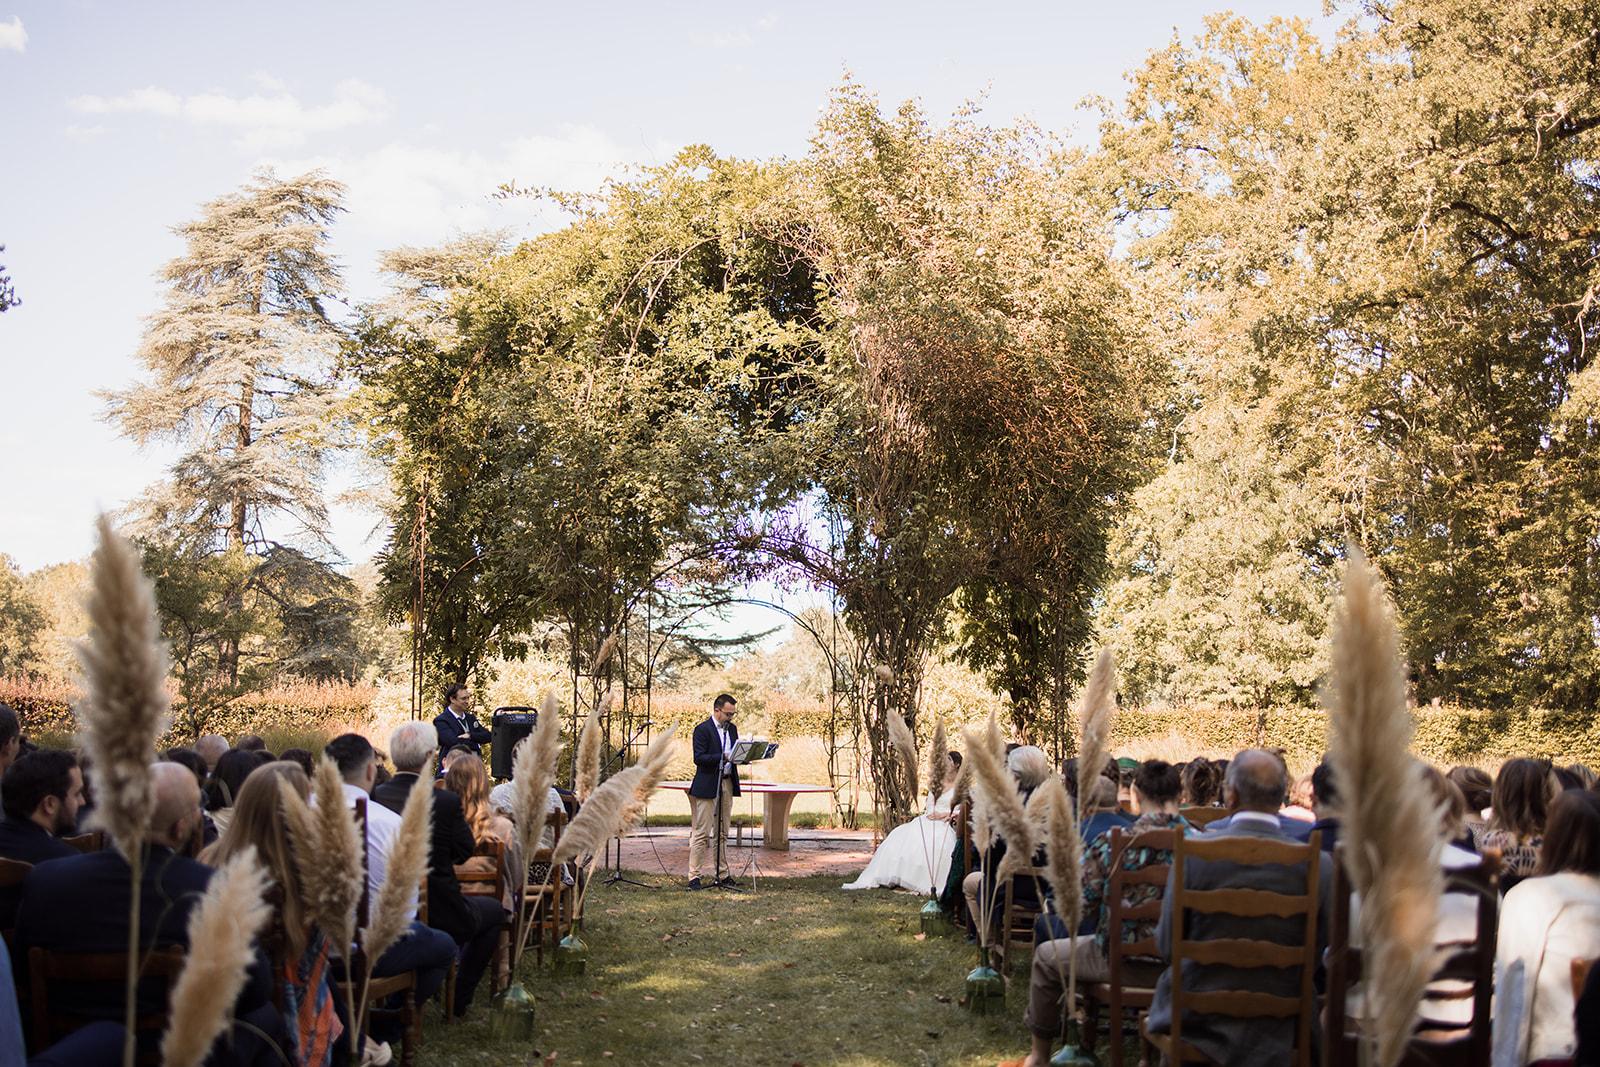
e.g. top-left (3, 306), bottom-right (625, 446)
top-left (28, 945), bottom-right (186, 1064)
top-left (1178, 807), bottom-right (1230, 831)
top-left (448, 836), bottom-right (509, 1007)
top-left (514, 808), bottom-right (568, 966)
top-left (1324, 846), bottom-right (1501, 1067)
top-left (1082, 827), bottom-right (1177, 1067)
top-left (1139, 829), bottom-right (1323, 1067)
top-left (61, 831), bottom-right (104, 853)
top-left (0, 857), bottom-right (31, 950)
top-left (352, 797), bottom-right (421, 1067)
top-left (998, 866), bottom-right (1050, 974)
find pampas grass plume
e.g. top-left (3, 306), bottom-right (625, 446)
top-left (1033, 777), bottom-right (1082, 930)
top-left (963, 715), bottom-right (1033, 883)
top-left (926, 718), bottom-right (949, 799)
top-left (1326, 547), bottom-right (1444, 1067)
top-left (513, 701), bottom-right (563, 860)
top-left (1076, 649), bottom-right (1116, 817)
top-left (618, 727), bottom-right (678, 834)
top-left (575, 700), bottom-right (605, 802)
top-left (161, 845), bottom-right (272, 1067)
top-left (593, 633), bottom-right (618, 674)
top-left (873, 664), bottom-right (894, 683)
top-left (293, 759), bottom-right (363, 958)
top-left (75, 514), bottom-right (170, 857)
top-left (362, 760), bottom-right (434, 963)
top-left (887, 711), bottom-right (919, 805)
top-left (554, 765), bottom-right (644, 865)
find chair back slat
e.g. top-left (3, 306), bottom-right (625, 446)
top-left (1178, 807), bottom-right (1229, 829)
top-left (28, 945), bottom-right (186, 1061)
top-left (61, 831), bottom-right (103, 854)
top-left (1163, 828), bottom-right (1322, 1067)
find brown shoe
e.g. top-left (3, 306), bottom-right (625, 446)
top-left (996, 1059), bottom-right (1028, 1067)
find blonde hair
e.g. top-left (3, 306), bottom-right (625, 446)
top-left (201, 761), bottom-right (311, 958)
top-left (445, 752), bottom-right (493, 841)
top-left (1007, 745), bottom-right (1051, 790)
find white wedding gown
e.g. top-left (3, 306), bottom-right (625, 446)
top-left (841, 788), bottom-right (956, 894)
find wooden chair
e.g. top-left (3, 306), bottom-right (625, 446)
top-left (514, 809), bottom-right (568, 966)
top-left (1139, 829), bottom-right (1323, 1067)
top-left (952, 802), bottom-right (977, 929)
top-left (1082, 827), bottom-right (1177, 1067)
top-left (0, 857), bottom-right (31, 948)
top-left (1575, 957), bottom-right (1598, 1001)
top-left (455, 837), bottom-right (509, 998)
top-left (1324, 846), bottom-right (1501, 1067)
top-left (998, 866), bottom-right (1050, 974)
top-left (1178, 807), bottom-right (1230, 830)
top-left (61, 831), bottom-right (104, 853)
top-left (352, 798), bottom-right (421, 1067)
top-left (28, 945), bottom-right (186, 1063)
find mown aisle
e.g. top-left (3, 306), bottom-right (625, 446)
top-left (432, 874), bottom-right (1033, 1067)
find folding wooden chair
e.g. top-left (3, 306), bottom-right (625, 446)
top-left (1139, 830), bottom-right (1323, 1067)
top-left (1082, 827), bottom-right (1177, 1067)
top-left (28, 945), bottom-right (186, 1064)
top-left (1325, 846), bottom-right (1501, 1067)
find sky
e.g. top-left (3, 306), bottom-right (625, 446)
top-left (0, 0), bottom-right (1333, 585)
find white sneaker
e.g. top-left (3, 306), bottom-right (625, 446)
top-left (360, 1039), bottom-right (393, 1067)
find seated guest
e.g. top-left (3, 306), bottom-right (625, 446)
top-left (195, 734), bottom-right (229, 773)
top-left (277, 749), bottom-right (315, 777)
top-left (1308, 759), bottom-right (1340, 853)
top-left (1182, 759), bottom-right (1223, 808)
top-left (0, 749), bottom-right (85, 926)
top-left (323, 735), bottom-right (454, 1015)
top-left (432, 684), bottom-right (492, 759)
top-left (161, 747), bottom-right (208, 788)
top-left (235, 734), bottom-right (267, 753)
top-left (1478, 757), bottom-right (1556, 884)
top-left (1009, 759), bottom-right (1189, 1067)
top-left (1447, 765), bottom-right (1494, 832)
top-left (0, 703), bottom-right (22, 779)
top-left (14, 763), bottom-right (283, 1064)
top-left (1283, 773), bottom-right (1316, 823)
top-left (201, 761), bottom-right (347, 1067)
top-left (205, 748), bottom-right (263, 837)
top-left (961, 745), bottom-right (1051, 945)
top-left (1493, 789), bottom-right (1600, 1066)
top-left (374, 722), bottom-right (507, 1018)
top-left (1203, 751), bottom-right (1313, 842)
top-left (1144, 749), bottom-right (1331, 1067)
top-left (1564, 763), bottom-right (1596, 791)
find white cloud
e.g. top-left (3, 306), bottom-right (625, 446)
top-left (69, 77), bottom-right (388, 149)
top-left (0, 16), bottom-right (27, 52)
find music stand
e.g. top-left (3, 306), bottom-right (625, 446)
top-left (722, 739), bottom-right (779, 889)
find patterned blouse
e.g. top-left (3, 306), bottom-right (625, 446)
top-left (1475, 826), bottom-right (1542, 878)
top-left (1082, 811), bottom-right (1190, 953)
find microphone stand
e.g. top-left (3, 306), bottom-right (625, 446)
top-left (601, 721), bottom-right (656, 888)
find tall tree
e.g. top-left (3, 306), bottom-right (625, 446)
top-left (0, 244), bottom-right (18, 312)
top-left (0, 556), bottom-right (46, 677)
top-left (106, 169), bottom-right (347, 698)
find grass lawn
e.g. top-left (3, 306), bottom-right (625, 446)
top-left (430, 874), bottom-right (1045, 1067)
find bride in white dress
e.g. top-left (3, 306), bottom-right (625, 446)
top-left (842, 752), bottom-right (962, 894)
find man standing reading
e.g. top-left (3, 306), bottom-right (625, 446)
top-left (433, 683), bottom-right (493, 759)
top-left (687, 693), bottom-right (740, 889)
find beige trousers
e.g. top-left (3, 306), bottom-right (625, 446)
top-left (688, 779), bottom-right (734, 881)
top-left (1025, 936), bottom-right (1110, 1038)
top-left (962, 871), bottom-right (987, 940)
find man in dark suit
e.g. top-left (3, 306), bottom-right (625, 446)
top-left (432, 684), bottom-right (492, 760)
top-left (1144, 749), bottom-right (1331, 1067)
top-left (0, 749), bottom-right (84, 926)
top-left (374, 721), bottom-right (507, 1018)
top-left (1200, 751), bottom-right (1315, 842)
top-left (686, 693), bottom-right (740, 889)
top-left (14, 763), bottom-right (283, 1064)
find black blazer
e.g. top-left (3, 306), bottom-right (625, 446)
top-left (0, 818), bottom-right (78, 928)
top-left (372, 774), bottom-right (478, 944)
top-left (14, 846), bottom-right (272, 1042)
top-left (433, 709), bottom-right (493, 757)
top-left (688, 717), bottom-right (740, 800)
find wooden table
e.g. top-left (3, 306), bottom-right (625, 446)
top-left (659, 781), bottom-right (835, 851)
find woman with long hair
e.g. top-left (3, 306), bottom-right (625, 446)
top-left (203, 748), bottom-right (262, 837)
top-left (445, 753), bottom-right (517, 905)
top-left (201, 761), bottom-right (343, 1067)
top-left (1493, 790), bottom-right (1600, 1066)
top-left (1478, 758), bottom-right (1558, 884)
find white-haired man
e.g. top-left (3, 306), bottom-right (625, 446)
top-left (374, 720), bottom-right (508, 1018)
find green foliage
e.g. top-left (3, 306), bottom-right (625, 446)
top-left (0, 555), bottom-right (46, 676)
top-left (0, 244), bottom-right (17, 312)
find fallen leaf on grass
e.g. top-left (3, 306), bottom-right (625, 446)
top-left (913, 933), bottom-right (927, 941)
top-left (642, 995), bottom-right (656, 1002)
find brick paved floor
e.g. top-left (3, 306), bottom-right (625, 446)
top-left (598, 826), bottom-right (884, 883)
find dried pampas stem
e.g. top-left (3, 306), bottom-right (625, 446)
top-left (76, 514), bottom-right (170, 859)
top-left (1075, 649), bottom-right (1116, 819)
top-left (926, 718), bottom-right (949, 799)
top-left (963, 716), bottom-right (1033, 886)
top-left (575, 698), bottom-right (605, 802)
top-left (513, 697), bottom-right (563, 863)
top-left (1326, 548), bottom-right (1444, 1067)
top-left (362, 760), bottom-right (434, 964)
top-left (294, 760), bottom-right (363, 961)
top-left (554, 765), bottom-right (644, 865)
top-left (593, 633), bottom-right (618, 674)
top-left (887, 711), bottom-right (919, 808)
top-left (161, 845), bottom-right (272, 1067)
top-left (1034, 778), bottom-right (1082, 931)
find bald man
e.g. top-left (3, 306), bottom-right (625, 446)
top-left (15, 763), bottom-right (285, 1062)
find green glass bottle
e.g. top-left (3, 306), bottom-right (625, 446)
top-left (490, 981), bottom-right (537, 1041)
top-left (919, 898), bottom-right (949, 937)
top-left (552, 933), bottom-right (589, 978)
top-left (963, 963), bottom-right (1005, 1014)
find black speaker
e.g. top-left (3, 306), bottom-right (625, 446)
top-left (490, 707), bottom-right (538, 780)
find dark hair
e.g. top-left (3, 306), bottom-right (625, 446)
top-left (713, 693), bottom-right (737, 711)
top-left (947, 751), bottom-right (963, 768)
top-left (235, 734), bottom-right (266, 752)
top-left (279, 748), bottom-right (315, 776)
top-left (1535, 789), bottom-right (1600, 877)
top-left (1, 749), bottom-right (77, 822)
top-left (162, 747), bottom-right (207, 787)
top-left (1311, 760), bottom-right (1338, 808)
top-left (324, 734), bottom-right (375, 779)
top-left (1182, 760), bottom-right (1222, 807)
top-left (444, 683), bottom-right (468, 703)
top-left (1132, 760), bottom-right (1182, 804)
top-left (205, 749), bottom-right (261, 811)
top-left (0, 704), bottom-right (19, 748)
top-left (1552, 766), bottom-right (1587, 792)
top-left (1491, 758), bottom-right (1556, 840)
top-left (1447, 766), bottom-right (1493, 813)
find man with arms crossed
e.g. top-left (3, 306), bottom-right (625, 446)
top-left (687, 693), bottom-right (740, 889)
